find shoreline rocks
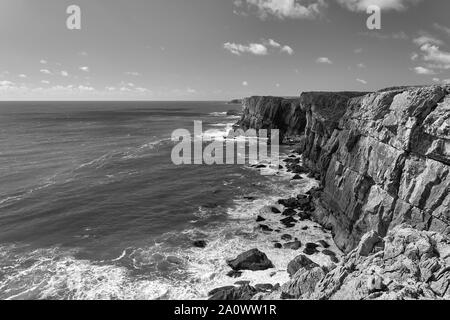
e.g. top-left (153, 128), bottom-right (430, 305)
top-left (227, 249), bottom-right (274, 271)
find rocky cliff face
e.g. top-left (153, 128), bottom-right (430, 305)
top-left (238, 86), bottom-right (450, 253)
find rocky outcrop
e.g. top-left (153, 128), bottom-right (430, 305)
top-left (255, 225), bottom-right (450, 300)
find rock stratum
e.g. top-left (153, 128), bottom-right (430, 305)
top-left (228, 85), bottom-right (450, 300)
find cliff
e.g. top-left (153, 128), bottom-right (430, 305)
top-left (237, 86), bottom-right (450, 253)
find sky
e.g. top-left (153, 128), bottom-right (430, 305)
top-left (1, 0), bottom-right (450, 100)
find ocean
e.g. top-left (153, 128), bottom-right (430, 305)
top-left (0, 101), bottom-right (332, 300)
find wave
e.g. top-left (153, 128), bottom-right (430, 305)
top-left (209, 112), bottom-right (227, 117)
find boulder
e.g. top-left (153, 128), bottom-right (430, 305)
top-left (227, 249), bottom-right (274, 271)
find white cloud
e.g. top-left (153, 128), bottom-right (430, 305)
top-left (433, 23), bottom-right (450, 36)
top-left (356, 78), bottom-right (367, 84)
top-left (432, 78), bottom-right (440, 82)
top-left (61, 71), bottom-right (69, 77)
top-left (238, 0), bottom-right (327, 20)
top-left (125, 71), bottom-right (141, 76)
top-left (420, 44), bottom-right (450, 66)
top-left (78, 85), bottom-right (94, 91)
top-left (281, 45), bottom-right (294, 55)
top-left (79, 51), bottom-right (88, 56)
top-left (18, 74), bottom-right (27, 78)
top-left (40, 59), bottom-right (47, 64)
top-left (186, 87), bottom-right (197, 94)
top-left (357, 63), bottom-right (366, 68)
top-left (0, 80), bottom-right (14, 87)
top-left (275, 83), bottom-right (280, 87)
top-left (224, 42), bottom-right (268, 56)
top-left (337, 0), bottom-right (422, 12)
top-left (263, 38), bottom-right (281, 48)
top-left (413, 34), bottom-right (444, 46)
top-left (41, 80), bottom-right (50, 84)
top-left (354, 48), bottom-right (363, 54)
top-left (79, 66), bottom-right (90, 72)
top-left (242, 81), bottom-right (248, 86)
top-left (316, 57), bottom-right (332, 64)
top-left (410, 52), bottom-right (419, 61)
top-left (413, 66), bottom-right (435, 75)
top-left (40, 69), bottom-right (52, 75)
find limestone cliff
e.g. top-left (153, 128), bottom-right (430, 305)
top-left (238, 86), bottom-right (450, 253)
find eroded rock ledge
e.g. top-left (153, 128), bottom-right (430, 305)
top-left (236, 86), bottom-right (450, 253)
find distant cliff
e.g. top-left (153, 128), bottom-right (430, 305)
top-left (237, 86), bottom-right (450, 253)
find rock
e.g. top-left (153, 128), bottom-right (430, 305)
top-left (227, 249), bottom-right (274, 271)
top-left (303, 243), bottom-right (319, 255)
top-left (282, 208), bottom-right (297, 216)
top-left (226, 270), bottom-right (242, 278)
top-left (256, 215), bottom-right (266, 222)
top-left (244, 196), bottom-right (257, 201)
top-left (209, 285), bottom-right (257, 300)
top-left (281, 266), bottom-right (326, 299)
top-left (281, 216), bottom-right (297, 228)
top-left (256, 164), bottom-right (267, 169)
top-left (274, 243), bottom-right (283, 249)
top-left (254, 284), bottom-right (274, 292)
top-left (317, 240), bottom-right (330, 248)
top-left (283, 241), bottom-right (302, 250)
top-left (193, 240), bottom-right (207, 248)
top-left (281, 234), bottom-right (293, 241)
top-left (301, 226), bottom-right (309, 230)
top-left (287, 255), bottom-right (319, 277)
top-left (356, 230), bottom-right (383, 257)
top-left (271, 207), bottom-right (281, 214)
top-left (367, 275), bottom-right (386, 293)
top-left (292, 174), bottom-right (302, 180)
top-left (259, 224), bottom-right (273, 232)
top-left (235, 280), bottom-right (250, 286)
top-left (277, 198), bottom-right (299, 209)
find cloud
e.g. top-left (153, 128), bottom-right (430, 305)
top-left (40, 69), bottom-right (52, 75)
top-left (419, 44), bottom-right (450, 68)
top-left (337, 0), bottom-right (422, 12)
top-left (354, 48), bottom-right (363, 54)
top-left (224, 39), bottom-right (293, 56)
top-left (236, 0), bottom-right (327, 20)
top-left (316, 57), bottom-right (332, 64)
top-left (40, 59), bottom-right (47, 64)
top-left (433, 23), bottom-right (450, 36)
top-left (281, 45), bottom-right (294, 55)
top-left (186, 87), bottom-right (197, 94)
top-left (79, 66), bottom-right (90, 72)
top-left (41, 80), bottom-right (50, 84)
top-left (224, 42), bottom-right (268, 55)
top-left (413, 66), bottom-right (435, 75)
top-left (356, 78), bottom-right (367, 84)
top-left (0, 80), bottom-right (14, 87)
top-left (18, 74), bottom-right (27, 78)
top-left (79, 51), bottom-right (88, 56)
top-left (125, 71), bottom-right (141, 76)
top-left (413, 34), bottom-right (444, 46)
top-left (357, 63), bottom-right (366, 68)
top-left (242, 81), bottom-right (248, 86)
top-left (410, 52), bottom-right (419, 61)
top-left (263, 38), bottom-right (281, 48)
top-left (61, 71), bottom-right (69, 77)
